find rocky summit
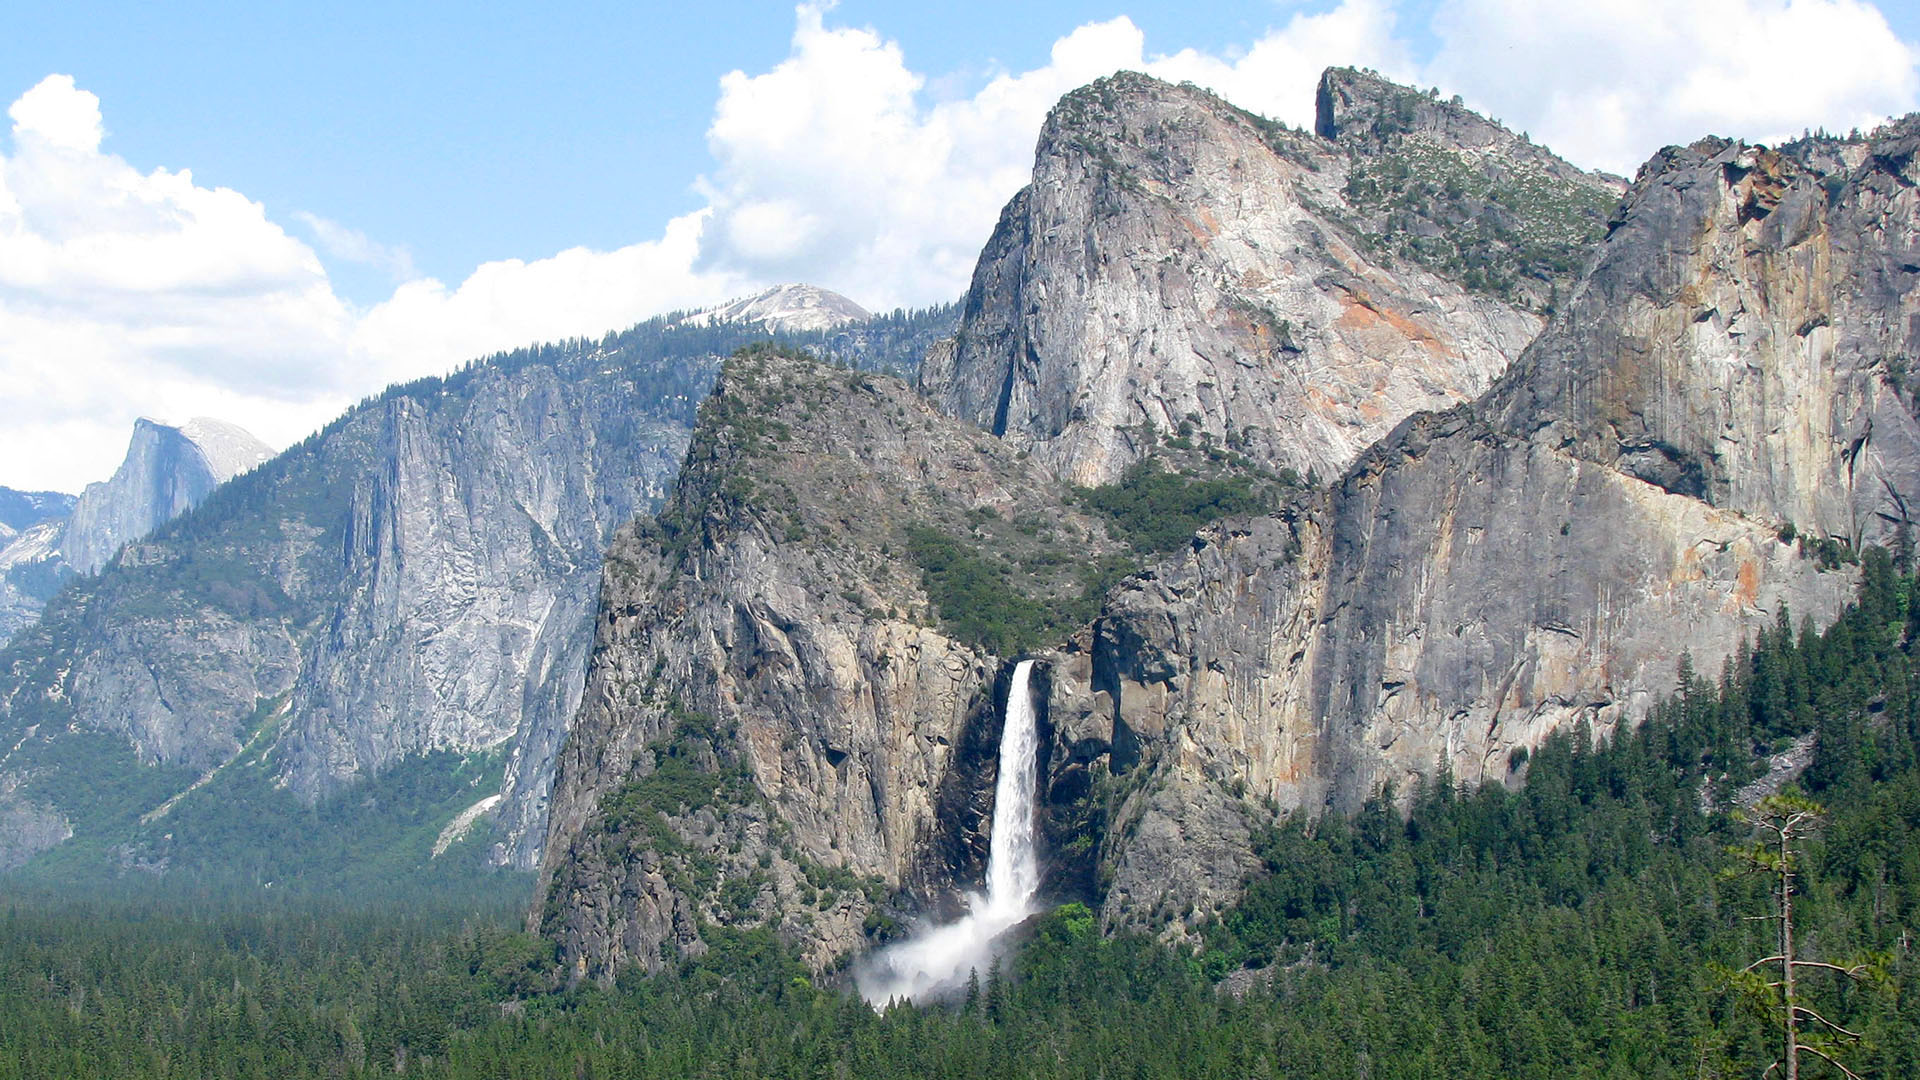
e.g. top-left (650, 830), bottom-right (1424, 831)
top-left (0, 417), bottom-right (272, 647)
top-left (920, 69), bottom-right (1619, 489)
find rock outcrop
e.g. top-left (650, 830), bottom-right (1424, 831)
top-left (919, 71), bottom-right (1618, 488)
top-left (535, 348), bottom-right (1129, 979)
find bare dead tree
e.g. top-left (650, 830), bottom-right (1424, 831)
top-left (1726, 794), bottom-right (1876, 1080)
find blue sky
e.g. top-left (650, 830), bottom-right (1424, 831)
top-left (4, 1), bottom-right (1919, 490)
top-left (4, 2), bottom-right (1340, 302)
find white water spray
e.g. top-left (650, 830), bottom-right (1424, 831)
top-left (857, 660), bottom-right (1041, 1005)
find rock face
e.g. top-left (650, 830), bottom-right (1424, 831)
top-left (61, 417), bottom-right (273, 575)
top-left (1494, 133), bottom-right (1920, 547)
top-left (534, 349), bottom-right (1129, 979)
top-left (0, 305), bottom-right (954, 877)
top-left (920, 71), bottom-right (1617, 488)
top-left (1041, 125), bottom-right (1920, 935)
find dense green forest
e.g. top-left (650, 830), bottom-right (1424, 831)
top-left (3, 551), bottom-right (1918, 1077)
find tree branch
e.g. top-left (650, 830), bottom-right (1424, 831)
top-left (1786, 959), bottom-right (1871, 980)
top-left (1799, 1043), bottom-right (1864, 1080)
top-left (1790, 1004), bottom-right (1863, 1040)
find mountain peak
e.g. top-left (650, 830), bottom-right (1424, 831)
top-left (677, 284), bottom-right (871, 335)
top-left (59, 415), bottom-right (273, 575)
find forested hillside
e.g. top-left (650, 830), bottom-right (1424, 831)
top-left (4, 550), bottom-right (1914, 1078)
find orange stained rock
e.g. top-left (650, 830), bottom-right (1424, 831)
top-left (1336, 292), bottom-right (1447, 354)
top-left (1733, 556), bottom-right (1762, 610)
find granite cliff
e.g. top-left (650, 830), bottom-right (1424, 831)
top-left (1042, 125), bottom-right (1920, 935)
top-left (61, 417), bottom-right (274, 576)
top-left (538, 74), bottom-right (1920, 975)
top-left (920, 69), bottom-right (1620, 488)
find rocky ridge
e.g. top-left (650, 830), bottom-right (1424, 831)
top-left (0, 489), bottom-right (74, 535)
top-left (0, 518), bottom-right (68, 648)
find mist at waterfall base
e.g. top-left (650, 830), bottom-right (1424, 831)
top-left (857, 660), bottom-right (1042, 1006)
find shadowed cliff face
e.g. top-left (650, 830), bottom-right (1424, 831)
top-left (919, 70), bottom-right (1619, 489)
top-left (533, 350), bottom-right (1131, 980)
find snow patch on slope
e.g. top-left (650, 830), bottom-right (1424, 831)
top-left (677, 283), bottom-right (871, 335)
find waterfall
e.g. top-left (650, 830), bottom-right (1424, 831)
top-left (856, 660), bottom-right (1041, 1005)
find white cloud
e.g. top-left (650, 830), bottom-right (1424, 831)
top-left (294, 211), bottom-right (419, 283)
top-left (0, 80), bottom-right (751, 492)
top-left (0, 75), bottom-right (358, 491)
top-left (1423, 0), bottom-right (1920, 175)
top-left (1148, 0), bottom-right (1415, 122)
top-left (692, 1), bottom-right (1410, 311)
top-left (349, 209), bottom-right (750, 382)
top-left (7, 74), bottom-right (102, 153)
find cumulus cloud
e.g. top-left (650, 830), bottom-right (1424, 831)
top-left (0, 81), bottom-right (749, 491)
top-left (349, 209), bottom-right (750, 382)
top-left (693, 1), bottom-right (1409, 311)
top-left (0, 75), bottom-right (358, 491)
top-left (1424, 0), bottom-right (1920, 175)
